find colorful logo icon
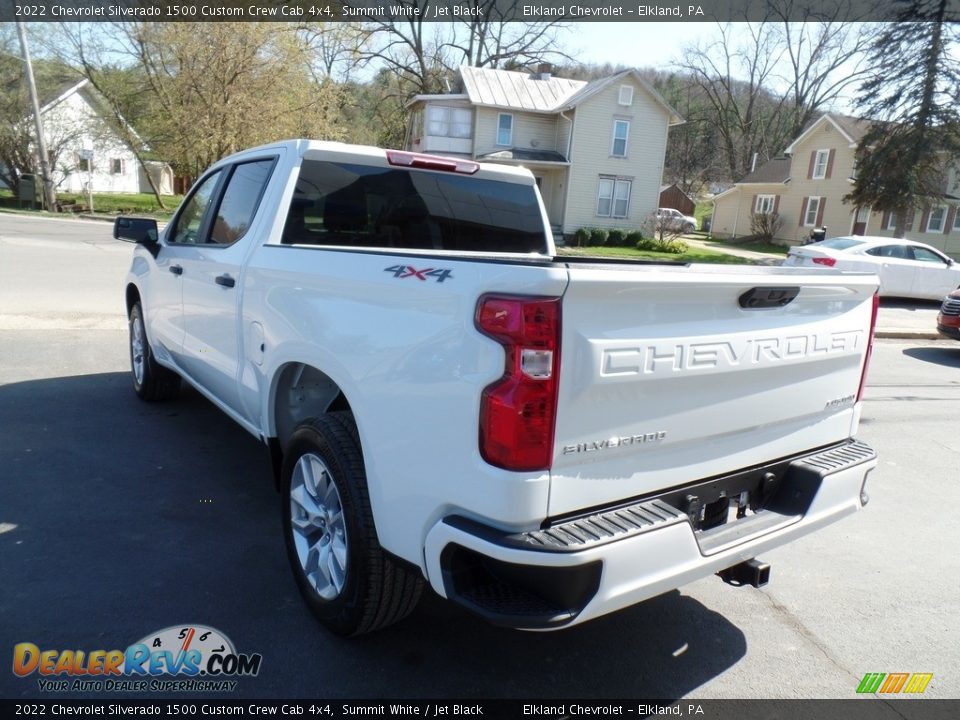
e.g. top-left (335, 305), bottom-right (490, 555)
top-left (856, 672), bottom-right (933, 694)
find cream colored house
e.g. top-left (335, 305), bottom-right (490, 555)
top-left (405, 66), bottom-right (683, 238)
top-left (712, 113), bottom-right (960, 257)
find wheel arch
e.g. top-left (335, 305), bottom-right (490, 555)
top-left (125, 283), bottom-right (141, 316)
top-left (269, 362), bottom-right (355, 453)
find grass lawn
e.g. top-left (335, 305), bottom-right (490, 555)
top-left (0, 189), bottom-right (180, 219)
top-left (57, 191), bottom-right (182, 217)
top-left (558, 245), bottom-right (756, 265)
top-left (695, 201), bottom-right (713, 230)
top-left (703, 238), bottom-right (790, 256)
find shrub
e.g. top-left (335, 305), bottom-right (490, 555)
top-left (749, 212), bottom-right (783, 243)
top-left (636, 237), bottom-right (688, 254)
top-left (626, 230), bottom-right (644, 246)
top-left (573, 228), bottom-right (590, 247)
top-left (588, 228), bottom-right (608, 247)
top-left (655, 238), bottom-right (689, 254)
top-left (606, 229), bottom-right (627, 247)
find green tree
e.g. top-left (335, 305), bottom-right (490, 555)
top-left (845, 0), bottom-right (960, 237)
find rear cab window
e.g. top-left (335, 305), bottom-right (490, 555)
top-left (280, 159), bottom-right (547, 254)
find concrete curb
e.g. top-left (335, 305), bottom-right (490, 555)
top-left (875, 331), bottom-right (944, 340)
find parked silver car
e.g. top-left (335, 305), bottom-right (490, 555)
top-left (653, 207), bottom-right (698, 233)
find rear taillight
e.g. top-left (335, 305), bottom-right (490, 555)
top-left (812, 257), bottom-right (837, 267)
top-left (857, 292), bottom-right (880, 402)
top-left (476, 295), bottom-right (561, 472)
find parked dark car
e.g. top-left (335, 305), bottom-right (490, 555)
top-left (937, 290), bottom-right (960, 340)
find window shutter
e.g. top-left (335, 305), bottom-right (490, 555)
top-left (800, 198), bottom-right (808, 226)
top-left (919, 209), bottom-right (930, 232)
top-left (881, 211), bottom-right (890, 230)
top-left (825, 149), bottom-right (835, 179)
top-left (751, 194), bottom-right (758, 213)
top-left (807, 152), bottom-right (816, 180)
top-left (773, 195), bottom-right (780, 214)
top-left (815, 198), bottom-right (826, 227)
top-left (946, 207), bottom-right (956, 235)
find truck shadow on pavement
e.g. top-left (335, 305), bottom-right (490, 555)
top-left (0, 372), bottom-right (746, 701)
top-left (902, 346), bottom-right (960, 369)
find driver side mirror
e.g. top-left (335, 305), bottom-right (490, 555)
top-left (114, 216), bottom-right (158, 245)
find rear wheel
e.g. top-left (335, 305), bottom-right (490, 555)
top-left (281, 413), bottom-right (423, 635)
top-left (129, 302), bottom-right (180, 401)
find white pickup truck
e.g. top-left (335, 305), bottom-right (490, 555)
top-left (116, 140), bottom-right (879, 636)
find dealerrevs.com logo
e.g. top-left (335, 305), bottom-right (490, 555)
top-left (12, 625), bottom-right (262, 693)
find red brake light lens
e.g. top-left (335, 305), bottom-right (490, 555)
top-left (857, 292), bottom-right (880, 402)
top-left (386, 150), bottom-right (479, 174)
top-left (812, 257), bottom-right (837, 267)
top-left (476, 296), bottom-right (561, 472)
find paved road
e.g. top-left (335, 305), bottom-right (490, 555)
top-left (1, 215), bottom-right (957, 702)
top-left (0, 214), bottom-right (129, 330)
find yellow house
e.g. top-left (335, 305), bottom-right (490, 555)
top-left (711, 113), bottom-right (960, 257)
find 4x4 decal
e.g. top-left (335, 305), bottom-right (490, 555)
top-left (384, 265), bottom-right (453, 283)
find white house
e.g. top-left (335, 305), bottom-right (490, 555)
top-left (5, 78), bottom-right (173, 196)
top-left (405, 66), bottom-right (683, 238)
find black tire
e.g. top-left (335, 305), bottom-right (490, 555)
top-left (281, 412), bottom-right (423, 635)
top-left (683, 222), bottom-right (696, 233)
top-left (129, 302), bottom-right (181, 401)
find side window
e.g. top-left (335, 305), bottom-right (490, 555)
top-left (171, 170), bottom-right (223, 245)
top-left (912, 247), bottom-right (947, 264)
top-left (869, 244), bottom-right (910, 259)
top-left (209, 159), bottom-right (275, 245)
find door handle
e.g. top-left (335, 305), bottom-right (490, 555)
top-left (215, 274), bottom-right (235, 288)
top-left (169, 265), bottom-right (183, 275)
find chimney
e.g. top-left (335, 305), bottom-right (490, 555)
top-left (535, 63), bottom-right (552, 81)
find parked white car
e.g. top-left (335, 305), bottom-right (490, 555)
top-left (653, 207), bottom-right (698, 233)
top-left (784, 236), bottom-right (960, 300)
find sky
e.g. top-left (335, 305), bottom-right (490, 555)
top-left (567, 22), bottom-right (713, 70)
top-left (565, 21), bottom-right (865, 114)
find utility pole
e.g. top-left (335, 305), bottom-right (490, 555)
top-left (15, 21), bottom-right (56, 211)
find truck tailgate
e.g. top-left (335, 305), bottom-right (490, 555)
top-left (550, 263), bottom-right (878, 518)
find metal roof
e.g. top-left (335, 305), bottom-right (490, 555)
top-left (476, 148), bottom-right (568, 163)
top-left (460, 66), bottom-right (586, 113)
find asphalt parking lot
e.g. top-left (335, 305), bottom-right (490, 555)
top-left (1, 215), bottom-right (958, 705)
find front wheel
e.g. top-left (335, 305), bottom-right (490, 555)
top-left (281, 413), bottom-right (423, 635)
top-left (129, 302), bottom-right (180, 401)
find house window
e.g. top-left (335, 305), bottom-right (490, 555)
top-left (954, 209), bottom-right (960, 232)
top-left (812, 150), bottom-right (829, 179)
top-left (618, 85), bottom-right (634, 106)
top-left (597, 177), bottom-right (631, 218)
top-left (611, 120), bottom-right (629, 157)
top-left (111, 159), bottom-right (125, 175)
top-left (755, 195), bottom-right (775, 214)
top-left (496, 113), bottom-right (513, 146)
top-left (885, 211), bottom-right (898, 231)
top-left (804, 196), bottom-right (822, 226)
top-left (78, 156), bottom-right (91, 172)
top-left (927, 206), bottom-right (947, 233)
top-left (426, 106), bottom-right (472, 138)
